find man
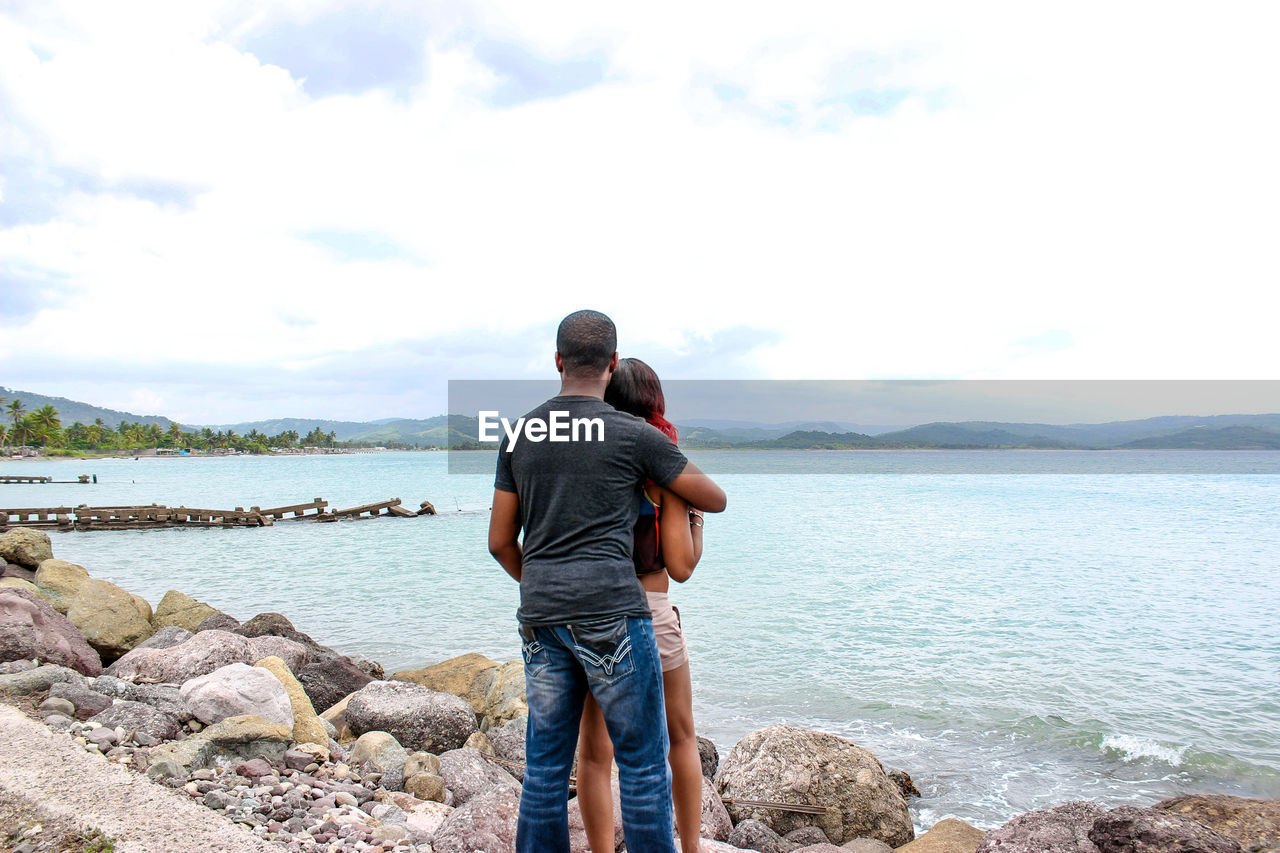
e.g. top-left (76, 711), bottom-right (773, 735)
top-left (488, 310), bottom-right (727, 852)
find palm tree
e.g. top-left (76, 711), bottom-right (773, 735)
top-left (31, 405), bottom-right (62, 446)
top-left (7, 399), bottom-right (25, 435)
top-left (167, 422), bottom-right (185, 448)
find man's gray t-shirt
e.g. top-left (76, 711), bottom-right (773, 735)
top-left (494, 395), bottom-right (688, 626)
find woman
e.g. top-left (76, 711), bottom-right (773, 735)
top-left (577, 357), bottom-right (707, 852)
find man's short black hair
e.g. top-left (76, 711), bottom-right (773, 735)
top-left (557, 310), bottom-right (617, 377)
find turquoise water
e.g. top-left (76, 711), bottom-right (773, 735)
top-left (3, 450), bottom-right (1279, 829)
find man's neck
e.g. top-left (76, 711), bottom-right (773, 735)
top-left (558, 376), bottom-right (609, 399)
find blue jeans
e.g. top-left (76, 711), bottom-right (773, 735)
top-left (516, 615), bottom-right (676, 853)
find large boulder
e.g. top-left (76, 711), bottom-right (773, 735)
top-left (152, 590), bottom-right (220, 633)
top-left (487, 715), bottom-right (527, 782)
top-left (392, 652), bottom-right (500, 714)
top-left (66, 578), bottom-right (154, 658)
top-left (196, 612), bottom-right (240, 632)
top-left (255, 655), bottom-right (328, 747)
top-left (350, 731), bottom-right (409, 792)
top-left (1089, 805), bottom-right (1242, 853)
top-left (0, 587), bottom-right (102, 675)
top-left (481, 659), bottom-right (528, 731)
top-left (728, 818), bottom-right (794, 853)
top-left (0, 529), bottom-right (53, 569)
top-left (0, 577), bottom-right (53, 604)
top-left (89, 700), bottom-right (181, 741)
top-left (431, 783), bottom-right (521, 853)
top-left (147, 714), bottom-right (292, 771)
top-left (897, 818), bottom-right (986, 853)
top-left (105, 629), bottom-right (256, 683)
top-left (296, 654), bottom-right (374, 713)
top-left (92, 675), bottom-right (189, 720)
top-left (179, 662), bottom-right (293, 727)
top-left (47, 681), bottom-right (113, 720)
top-left (133, 625), bottom-right (193, 650)
top-left (974, 801), bottom-right (1106, 853)
top-left (32, 559), bottom-right (90, 613)
top-left (1154, 795), bottom-right (1280, 852)
top-left (0, 663), bottom-right (86, 695)
top-left (345, 680), bottom-right (478, 753)
top-left (249, 636), bottom-right (310, 672)
top-left (699, 773), bottom-right (733, 841)
top-left (715, 725), bottom-right (913, 846)
top-left (438, 747), bottom-right (520, 807)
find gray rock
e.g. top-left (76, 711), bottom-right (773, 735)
top-left (487, 715), bottom-right (527, 782)
top-left (975, 801), bottom-right (1107, 853)
top-left (48, 681), bottom-right (113, 720)
top-left (1153, 794), bottom-right (1280, 852)
top-left (792, 846), bottom-right (846, 853)
top-left (0, 588), bottom-right (103, 675)
top-left (348, 653), bottom-right (385, 680)
top-left (88, 727), bottom-right (120, 748)
top-left (0, 529), bottom-right (53, 568)
top-left (296, 654), bottom-right (373, 714)
top-left (729, 818), bottom-right (797, 853)
top-left (0, 663), bottom-right (86, 695)
top-left (133, 625), bottom-right (193, 650)
top-left (700, 774), bottom-right (733, 841)
top-left (196, 612), bottom-right (240, 632)
top-left (89, 699), bottom-right (181, 741)
top-left (38, 696), bottom-right (76, 717)
top-left (104, 629), bottom-right (257, 683)
top-left (345, 680), bottom-right (478, 753)
top-left (91, 676), bottom-right (189, 720)
top-left (145, 758), bottom-right (188, 782)
top-left (247, 635), bottom-right (310, 671)
top-left (787, 827), bottom-right (833, 846)
top-left (716, 725), bottom-right (913, 847)
top-left (1090, 805), bottom-right (1243, 853)
top-left (0, 659), bottom-right (36, 674)
top-left (699, 735), bottom-right (720, 779)
top-left (432, 782), bottom-right (521, 853)
top-left (179, 662), bottom-right (293, 727)
top-left (841, 840), bottom-right (893, 853)
top-left (438, 747), bottom-right (520, 807)
top-left (350, 731), bottom-right (409, 791)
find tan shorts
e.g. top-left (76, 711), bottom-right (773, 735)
top-left (646, 591), bottom-right (689, 672)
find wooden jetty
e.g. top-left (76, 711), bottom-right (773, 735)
top-left (1, 496), bottom-right (435, 531)
top-left (0, 475), bottom-right (51, 485)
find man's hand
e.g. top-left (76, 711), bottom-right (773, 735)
top-left (488, 489), bottom-right (523, 581)
top-left (666, 460), bottom-right (727, 513)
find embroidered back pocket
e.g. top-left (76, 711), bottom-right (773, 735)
top-left (568, 617), bottom-right (636, 686)
top-left (518, 623), bottom-right (550, 678)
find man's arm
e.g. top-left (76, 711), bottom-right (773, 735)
top-left (488, 489), bottom-right (523, 582)
top-left (666, 460), bottom-right (727, 513)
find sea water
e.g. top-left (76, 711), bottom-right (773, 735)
top-left (3, 450), bottom-right (1278, 830)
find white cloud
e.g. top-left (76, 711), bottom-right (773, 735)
top-left (1, 1), bottom-right (1278, 421)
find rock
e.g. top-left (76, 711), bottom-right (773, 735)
top-left (152, 590), bottom-right (219, 632)
top-left (296, 655), bottom-right (374, 714)
top-left (1154, 794), bottom-right (1280, 852)
top-left (234, 611), bottom-right (301, 639)
top-left (88, 727), bottom-right (119, 748)
top-left (699, 773), bottom-right (734, 841)
top-left (66, 578), bottom-right (154, 658)
top-left (254, 655), bottom-right (327, 747)
top-left (345, 680), bottom-right (478, 753)
top-left (0, 663), bottom-right (85, 695)
top-left (32, 558), bottom-right (89, 613)
top-left (89, 699), bottom-right (181, 740)
top-left (432, 782), bottom-right (521, 853)
top-left (406, 751), bottom-right (442, 776)
top-left (0, 577), bottom-right (54, 604)
top-left (320, 691), bottom-right (355, 735)
top-left (147, 714), bottom-right (292, 771)
top-left (91, 676), bottom-right (188, 719)
top-left (404, 801), bottom-right (455, 844)
top-left (133, 625), bottom-right (193, 650)
top-left (481, 659), bottom-right (527, 731)
top-left (105, 629), bottom-right (257, 683)
top-left (405, 771), bottom-right (447, 802)
top-left (438, 746), bottom-right (520, 806)
top-left (974, 801), bottom-right (1107, 853)
top-left (896, 818), bottom-right (986, 853)
top-left (235, 757), bottom-right (275, 779)
top-left (792, 846), bottom-right (845, 853)
top-left (841, 841), bottom-right (894, 853)
top-left (0, 529), bottom-right (53, 569)
top-left (1089, 805), bottom-right (1243, 853)
top-left (196, 612), bottom-right (239, 632)
top-left (0, 659), bottom-right (35, 674)
top-left (350, 653), bottom-right (385, 680)
top-left (351, 731), bottom-right (409, 791)
top-left (699, 735), bottom-right (720, 779)
top-left (465, 730), bottom-right (495, 754)
top-left (249, 636), bottom-right (310, 672)
top-left (39, 696), bottom-right (76, 717)
top-left (146, 758), bottom-right (188, 782)
top-left (392, 652), bottom-right (500, 714)
top-left (889, 768), bottom-right (921, 799)
top-left (0, 587), bottom-right (103, 675)
top-left (716, 725), bottom-right (913, 847)
top-left (487, 715), bottom-right (527, 782)
top-left (179, 662), bottom-right (293, 727)
top-left (729, 818), bottom-right (796, 853)
top-left (787, 828), bottom-right (833, 846)
top-left (1, 562), bottom-right (36, 582)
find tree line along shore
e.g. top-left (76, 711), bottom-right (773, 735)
top-left (2, 527), bottom-right (1277, 853)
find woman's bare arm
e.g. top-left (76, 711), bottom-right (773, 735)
top-left (658, 487), bottom-right (703, 583)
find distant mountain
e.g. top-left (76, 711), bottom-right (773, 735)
top-left (200, 415), bottom-right (481, 448)
top-left (0, 386), bottom-right (176, 430)
top-left (1120, 425), bottom-right (1280, 449)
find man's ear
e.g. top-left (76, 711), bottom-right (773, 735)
top-left (554, 352), bottom-right (564, 374)
top-left (607, 352), bottom-right (618, 374)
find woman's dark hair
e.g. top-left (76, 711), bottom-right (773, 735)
top-left (605, 358), bottom-right (678, 442)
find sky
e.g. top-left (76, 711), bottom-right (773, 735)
top-left (1, 2), bottom-right (1278, 425)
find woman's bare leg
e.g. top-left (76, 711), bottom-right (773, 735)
top-left (664, 663), bottom-right (703, 853)
top-left (577, 693), bottom-right (617, 852)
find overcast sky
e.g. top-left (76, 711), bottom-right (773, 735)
top-left (2, 2), bottom-right (1278, 424)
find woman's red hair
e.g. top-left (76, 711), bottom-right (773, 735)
top-left (605, 358), bottom-right (677, 443)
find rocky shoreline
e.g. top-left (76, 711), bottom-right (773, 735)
top-left (2, 527), bottom-right (1278, 853)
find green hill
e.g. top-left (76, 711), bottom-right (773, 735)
top-left (1120, 425), bottom-right (1280, 449)
top-left (0, 386), bottom-right (175, 430)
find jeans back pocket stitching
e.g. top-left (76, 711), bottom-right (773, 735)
top-left (573, 635), bottom-right (632, 676)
